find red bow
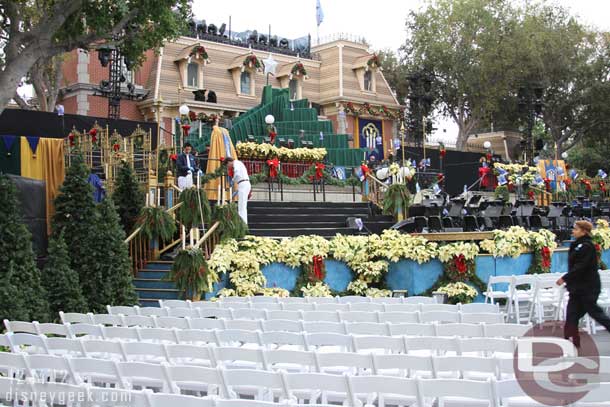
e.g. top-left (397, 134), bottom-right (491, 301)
top-left (582, 179), bottom-right (592, 191)
top-left (68, 133), bottom-right (75, 147)
top-left (312, 255), bottom-right (324, 281)
top-left (113, 143), bottom-right (120, 152)
top-left (437, 173), bottom-right (444, 183)
top-left (88, 128), bottom-right (97, 137)
top-left (269, 131), bottom-right (277, 144)
top-left (600, 181), bottom-right (606, 193)
top-left (360, 164), bottom-right (369, 176)
top-left (564, 178), bottom-right (571, 188)
top-left (541, 246), bottom-right (551, 269)
top-left (486, 153), bottom-right (492, 162)
top-left (440, 149), bottom-right (446, 159)
top-left (266, 158), bottom-right (280, 178)
top-left (454, 254), bottom-right (467, 274)
top-left (527, 190), bottom-right (535, 200)
top-left (228, 167), bottom-right (234, 178)
top-left (544, 178), bottom-right (551, 192)
top-left (169, 153), bottom-right (178, 161)
top-left (181, 124), bottom-right (191, 137)
top-left (314, 162), bottom-right (325, 180)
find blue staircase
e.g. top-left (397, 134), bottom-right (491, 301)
top-left (134, 261), bottom-right (179, 307)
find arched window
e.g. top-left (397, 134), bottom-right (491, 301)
top-left (240, 71), bottom-right (251, 94)
top-left (187, 62), bottom-right (199, 88)
top-left (289, 79), bottom-right (298, 100)
top-left (364, 70), bottom-right (372, 92)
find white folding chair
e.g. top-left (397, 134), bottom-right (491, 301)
top-left (435, 323), bottom-right (484, 338)
top-left (88, 386), bottom-right (148, 407)
top-left (573, 382), bottom-right (610, 406)
top-left (302, 321), bottom-right (346, 334)
top-left (345, 322), bottom-right (389, 336)
top-left (25, 353), bottom-right (75, 383)
top-left (403, 296), bottom-right (435, 304)
top-left (388, 322), bottom-right (435, 336)
top-left (383, 304), bottom-right (421, 312)
top-left (92, 314), bottom-right (123, 326)
top-left (263, 349), bottom-right (317, 373)
top-left (68, 357), bottom-right (124, 388)
top-left (190, 317), bottom-right (226, 330)
top-left (266, 310), bottom-right (303, 321)
top-left (302, 311), bottom-right (340, 323)
top-left (190, 301), bottom-right (219, 310)
top-left (137, 307), bottom-right (169, 317)
top-left (122, 341), bottom-right (168, 363)
top-left (347, 375), bottom-right (421, 407)
top-left (102, 326), bottom-right (141, 342)
top-left (339, 296), bottom-right (371, 304)
top-left (36, 322), bottom-right (73, 337)
top-left (167, 307), bottom-right (198, 318)
top-left (229, 308), bottom-right (267, 320)
top-left (510, 275), bottom-right (537, 324)
top-left (315, 352), bottom-right (374, 375)
top-left (421, 304), bottom-right (458, 312)
top-left (118, 361), bottom-right (171, 392)
top-left (0, 377), bottom-right (28, 405)
top-left (29, 381), bottom-right (88, 406)
top-left (251, 302), bottom-right (282, 311)
top-left (340, 311), bottom-right (379, 323)
top-left (377, 311), bottom-right (420, 324)
top-left (7, 333), bottom-right (49, 354)
top-left (107, 305), bottom-right (138, 316)
top-left (165, 364), bottom-right (225, 396)
top-left (147, 392), bottom-right (216, 407)
top-left (484, 275), bottom-right (513, 311)
top-left (67, 323), bottom-right (105, 339)
top-left (213, 346), bottom-right (267, 370)
top-left (353, 335), bottom-right (404, 354)
top-left (281, 303), bottom-right (315, 312)
top-left (215, 329), bottom-right (262, 348)
top-left (483, 323), bottom-right (532, 338)
top-left (528, 279), bottom-right (564, 324)
top-left (174, 329), bottom-right (219, 346)
top-left (250, 296), bottom-right (278, 304)
top-left (262, 319), bottom-right (303, 333)
top-left (349, 303), bottom-right (384, 312)
top-left (315, 303), bottom-right (349, 312)
top-left (82, 339), bottom-right (126, 361)
top-left (420, 310), bottom-right (460, 323)
top-left (432, 355), bottom-right (498, 380)
top-left (418, 377), bottom-right (494, 407)
top-left (155, 316), bottom-right (191, 330)
top-left (45, 337), bottom-right (86, 357)
top-left (305, 297), bottom-right (337, 304)
top-left (3, 320), bottom-right (39, 334)
top-left (370, 297), bottom-right (403, 304)
top-left (281, 371), bottom-right (349, 405)
top-left (460, 312), bottom-right (505, 324)
top-left (165, 343), bottom-right (216, 367)
top-left (159, 300), bottom-right (190, 309)
top-left (0, 352), bottom-right (29, 379)
top-left (220, 297), bottom-right (251, 306)
top-left (121, 315), bottom-right (156, 328)
top-left (225, 318), bottom-right (263, 331)
top-left (493, 378), bottom-right (552, 407)
top-left (261, 331), bottom-right (307, 351)
top-left (404, 336), bottom-right (459, 356)
top-left (279, 297), bottom-right (307, 304)
top-left (459, 337), bottom-right (516, 358)
top-left (59, 311), bottom-right (93, 324)
top-left (305, 333), bottom-right (353, 353)
top-left (220, 368), bottom-right (288, 402)
top-left (460, 303), bottom-right (501, 314)
top-left (372, 354), bottom-right (435, 378)
top-left (137, 327), bottom-right (178, 344)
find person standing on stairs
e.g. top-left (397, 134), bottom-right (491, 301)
top-left (176, 143), bottom-right (200, 189)
top-left (224, 157), bottom-right (250, 225)
top-left (557, 220), bottom-right (610, 347)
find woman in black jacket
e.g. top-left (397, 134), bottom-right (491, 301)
top-left (557, 220), bottom-right (610, 347)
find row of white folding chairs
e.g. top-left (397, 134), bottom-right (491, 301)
top-left (161, 295), bottom-right (439, 307)
top-left (156, 299), bottom-right (501, 312)
top-left (0, 377), bottom-right (325, 407)
top-left (73, 309), bottom-right (505, 325)
top-left (0, 358), bottom-right (606, 407)
top-left (6, 319), bottom-right (529, 341)
top-left (2, 331), bottom-right (521, 357)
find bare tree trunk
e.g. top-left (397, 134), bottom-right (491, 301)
top-left (0, 49), bottom-right (41, 116)
top-left (12, 92), bottom-right (33, 110)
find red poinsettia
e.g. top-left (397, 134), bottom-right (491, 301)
top-left (188, 111), bottom-right (197, 122)
top-left (564, 178), bottom-right (572, 188)
top-left (314, 162), bottom-right (325, 180)
top-left (266, 158), bottom-right (280, 178)
top-left (582, 179), bottom-right (592, 191)
top-left (541, 246), bottom-right (551, 269)
top-left (454, 254), bottom-right (467, 274)
top-left (89, 128), bottom-right (98, 143)
top-left (595, 243), bottom-right (602, 253)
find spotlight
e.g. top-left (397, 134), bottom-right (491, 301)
top-left (99, 80), bottom-right (111, 91)
top-left (119, 74), bottom-right (126, 83)
top-left (279, 38), bottom-right (289, 48)
top-left (207, 24), bottom-right (217, 35)
top-left (196, 21), bottom-right (207, 37)
top-left (249, 31), bottom-right (259, 44)
top-left (127, 83), bottom-right (135, 95)
top-left (123, 56), bottom-right (134, 71)
top-left (219, 23), bottom-right (226, 37)
top-left (193, 89), bottom-right (207, 102)
top-left (259, 34), bottom-right (267, 45)
top-left (97, 47), bottom-right (112, 67)
top-left (206, 90), bottom-right (217, 103)
top-left (269, 36), bottom-right (278, 47)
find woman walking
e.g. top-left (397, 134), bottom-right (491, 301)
top-left (557, 220), bottom-right (610, 347)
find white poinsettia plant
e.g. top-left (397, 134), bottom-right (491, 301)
top-left (480, 226), bottom-right (557, 257)
top-left (593, 219), bottom-right (610, 250)
top-left (378, 230), bottom-right (438, 264)
top-left (301, 281), bottom-right (333, 297)
top-left (347, 279), bottom-right (368, 295)
top-left (278, 235), bottom-right (330, 267)
top-left (437, 282), bottom-right (478, 304)
top-left (365, 287), bottom-right (392, 298)
top-left (437, 242), bottom-right (480, 263)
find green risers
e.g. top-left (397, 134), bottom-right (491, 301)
top-left (281, 108), bottom-right (318, 122)
top-left (326, 148), bottom-right (369, 167)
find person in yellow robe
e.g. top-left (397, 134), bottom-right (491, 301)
top-left (206, 117), bottom-right (237, 201)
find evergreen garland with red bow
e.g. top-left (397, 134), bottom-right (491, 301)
top-left (527, 246), bottom-right (552, 274)
top-left (266, 158), bottom-right (280, 178)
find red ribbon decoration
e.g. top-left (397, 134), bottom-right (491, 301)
top-left (582, 179), bottom-right (592, 191)
top-left (88, 128), bottom-right (97, 137)
top-left (360, 164), bottom-right (369, 176)
top-left (169, 153), bottom-right (178, 161)
top-left (437, 173), bottom-right (444, 183)
top-left (527, 190), bottom-right (535, 200)
top-left (269, 131), bottom-right (277, 144)
top-left (266, 158), bottom-right (280, 178)
top-left (600, 181), bottom-right (606, 193)
top-left (454, 254), bottom-right (467, 274)
top-left (68, 133), bottom-right (75, 147)
top-left (486, 153), bottom-right (492, 162)
top-left (314, 162), bottom-right (325, 180)
top-left (544, 178), bottom-right (551, 192)
top-left (181, 124), bottom-right (191, 137)
top-left (312, 255), bottom-right (324, 281)
top-left (440, 149), bottom-right (446, 159)
top-left (541, 246), bottom-right (551, 269)
top-left (113, 143), bottom-right (120, 152)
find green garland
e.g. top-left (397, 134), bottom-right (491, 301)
top-left (382, 184), bottom-right (411, 217)
top-left (212, 203), bottom-right (248, 241)
top-left (167, 248), bottom-right (211, 300)
top-left (177, 188), bottom-right (211, 229)
top-left (248, 164), bottom-right (360, 188)
top-left (135, 206), bottom-right (176, 243)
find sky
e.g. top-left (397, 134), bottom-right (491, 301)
top-left (192, 0), bottom-right (610, 143)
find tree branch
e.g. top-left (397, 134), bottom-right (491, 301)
top-left (12, 91), bottom-right (33, 110)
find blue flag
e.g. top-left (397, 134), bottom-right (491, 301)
top-left (316, 0), bottom-right (324, 26)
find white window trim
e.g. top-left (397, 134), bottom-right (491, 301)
top-left (231, 67), bottom-right (256, 97)
top-left (354, 67), bottom-right (377, 93)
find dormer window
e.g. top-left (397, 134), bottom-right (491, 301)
top-left (187, 62), bottom-right (199, 88)
top-left (353, 53), bottom-right (380, 94)
top-left (364, 70), bottom-right (373, 92)
top-left (228, 53), bottom-right (261, 97)
top-left (175, 44), bottom-right (210, 91)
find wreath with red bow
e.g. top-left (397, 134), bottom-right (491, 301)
top-left (527, 246), bottom-right (552, 274)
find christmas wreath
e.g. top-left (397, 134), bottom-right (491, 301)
top-left (243, 54), bottom-right (263, 72)
top-left (290, 62), bottom-right (308, 79)
top-left (189, 45), bottom-right (210, 63)
top-left (367, 54), bottom-right (380, 70)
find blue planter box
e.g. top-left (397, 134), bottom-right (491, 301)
top-left (385, 259), bottom-right (443, 295)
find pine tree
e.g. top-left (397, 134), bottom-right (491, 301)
top-left (42, 232), bottom-right (88, 318)
top-left (52, 153), bottom-right (99, 310)
top-left (93, 198), bottom-right (138, 308)
top-left (0, 175), bottom-right (50, 321)
top-left (112, 161), bottom-right (145, 234)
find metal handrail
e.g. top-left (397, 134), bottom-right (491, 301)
top-left (366, 172), bottom-right (387, 209)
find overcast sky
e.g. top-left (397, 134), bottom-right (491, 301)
top-left (193, 0), bottom-right (610, 143)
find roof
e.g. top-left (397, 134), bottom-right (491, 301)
top-left (352, 53), bottom-right (375, 70)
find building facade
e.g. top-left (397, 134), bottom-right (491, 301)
top-left (59, 32), bottom-right (403, 157)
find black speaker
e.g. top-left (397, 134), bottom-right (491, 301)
top-left (391, 218), bottom-right (416, 233)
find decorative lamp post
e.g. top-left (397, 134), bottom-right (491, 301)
top-left (265, 114), bottom-right (277, 144)
top-left (178, 104), bottom-right (190, 147)
top-left (518, 83), bottom-right (545, 164)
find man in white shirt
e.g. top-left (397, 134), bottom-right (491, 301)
top-left (225, 157), bottom-right (250, 224)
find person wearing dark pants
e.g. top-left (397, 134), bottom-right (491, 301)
top-left (557, 220), bottom-right (610, 347)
